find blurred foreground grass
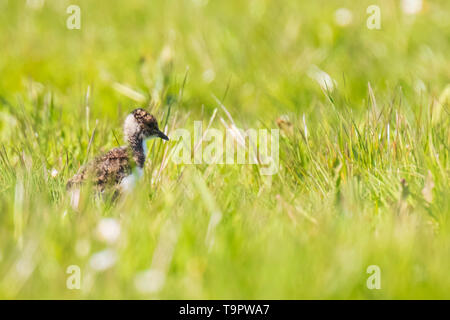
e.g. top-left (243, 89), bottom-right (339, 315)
top-left (0, 0), bottom-right (449, 299)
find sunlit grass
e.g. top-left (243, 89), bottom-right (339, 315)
top-left (0, 0), bottom-right (449, 299)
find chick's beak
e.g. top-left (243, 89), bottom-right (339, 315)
top-left (157, 130), bottom-right (169, 141)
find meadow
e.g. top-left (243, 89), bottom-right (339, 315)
top-left (0, 0), bottom-right (449, 299)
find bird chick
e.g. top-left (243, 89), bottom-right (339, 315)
top-left (67, 108), bottom-right (169, 195)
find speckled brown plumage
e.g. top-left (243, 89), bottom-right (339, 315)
top-left (67, 146), bottom-right (134, 191)
top-left (67, 108), bottom-right (169, 192)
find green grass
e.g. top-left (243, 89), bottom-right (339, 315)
top-left (0, 0), bottom-right (449, 299)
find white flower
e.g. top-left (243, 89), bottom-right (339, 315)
top-left (96, 218), bottom-right (121, 244)
top-left (89, 249), bottom-right (117, 271)
top-left (202, 69), bottom-right (216, 83)
top-left (50, 168), bottom-right (58, 177)
top-left (401, 0), bottom-right (422, 15)
top-left (334, 8), bottom-right (353, 27)
top-left (134, 269), bottom-right (166, 294)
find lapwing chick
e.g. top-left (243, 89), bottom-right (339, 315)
top-left (67, 108), bottom-right (169, 196)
